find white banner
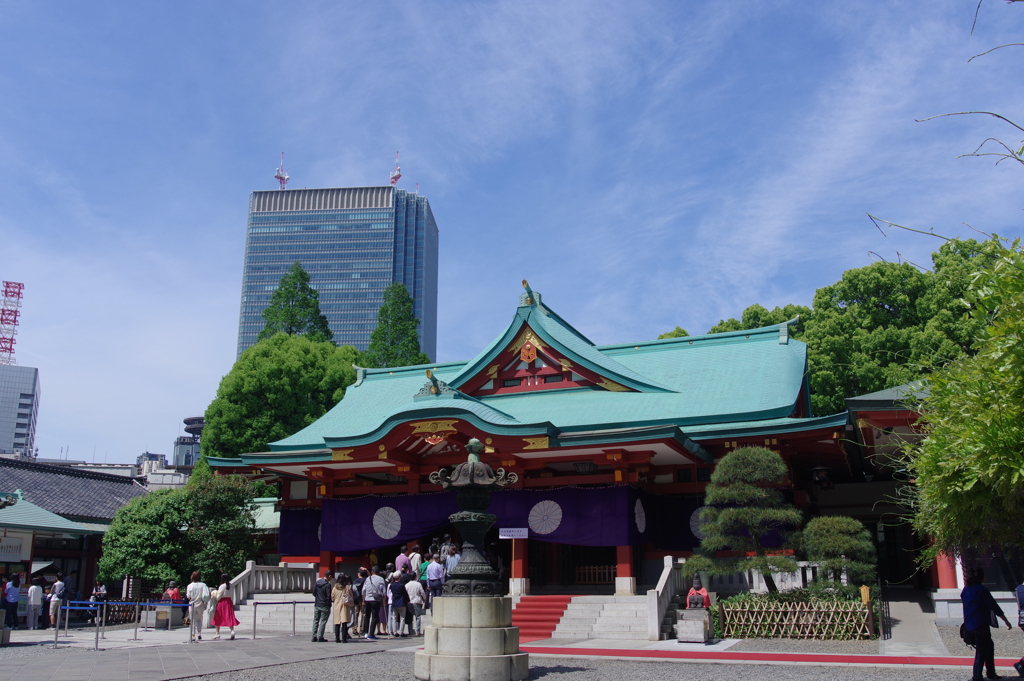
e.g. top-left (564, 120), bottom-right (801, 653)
top-left (0, 537), bottom-right (23, 562)
top-left (498, 528), bottom-right (528, 539)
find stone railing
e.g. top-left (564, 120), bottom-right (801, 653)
top-left (230, 561), bottom-right (318, 604)
top-left (646, 556), bottom-right (686, 640)
top-left (646, 559), bottom-right (840, 640)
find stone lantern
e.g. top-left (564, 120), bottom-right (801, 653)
top-left (415, 439), bottom-right (529, 681)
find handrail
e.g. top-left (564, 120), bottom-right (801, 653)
top-left (647, 555), bottom-right (683, 640)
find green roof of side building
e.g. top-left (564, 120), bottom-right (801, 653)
top-left (257, 287), bottom-right (831, 458)
top-left (0, 492), bottom-right (97, 534)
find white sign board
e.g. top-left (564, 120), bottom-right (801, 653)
top-left (0, 537), bottom-right (23, 562)
top-left (499, 528), bottom-right (528, 539)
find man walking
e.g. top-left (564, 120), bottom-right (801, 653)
top-left (962, 567), bottom-right (1012, 681)
top-left (311, 570), bottom-right (333, 642)
top-left (362, 566), bottom-right (386, 641)
top-left (405, 573), bottom-right (426, 635)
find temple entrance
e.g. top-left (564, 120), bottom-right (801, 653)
top-left (527, 541), bottom-right (616, 593)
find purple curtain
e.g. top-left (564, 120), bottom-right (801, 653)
top-left (278, 508), bottom-right (322, 556)
top-left (320, 486), bottom-right (672, 552)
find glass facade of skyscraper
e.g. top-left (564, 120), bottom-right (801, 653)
top-left (0, 365), bottom-right (40, 456)
top-left (236, 186), bottom-right (438, 359)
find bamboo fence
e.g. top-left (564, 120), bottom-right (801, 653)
top-left (718, 599), bottom-right (876, 639)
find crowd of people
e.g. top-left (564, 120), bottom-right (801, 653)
top-left (309, 537), bottom-right (464, 643)
top-left (0, 572), bottom-right (68, 630)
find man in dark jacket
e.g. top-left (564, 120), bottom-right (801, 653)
top-left (962, 567), bottom-right (1012, 681)
top-left (351, 569), bottom-right (366, 636)
top-left (311, 571), bottom-right (334, 642)
top-left (388, 574), bottom-right (410, 637)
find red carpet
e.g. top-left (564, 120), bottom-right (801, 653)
top-left (512, 596), bottom-right (573, 643)
top-left (522, 645), bottom-right (1023, 669)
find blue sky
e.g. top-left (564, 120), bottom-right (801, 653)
top-left (2, 1), bottom-right (1022, 463)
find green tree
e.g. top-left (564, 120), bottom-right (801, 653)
top-left (707, 303), bottom-right (811, 335)
top-left (360, 282), bottom-right (430, 368)
top-left (802, 516), bottom-right (876, 585)
top-left (657, 326), bottom-right (690, 339)
top-left (202, 333), bottom-right (359, 459)
top-left (909, 238), bottom-right (1024, 556)
top-left (99, 475), bottom-right (259, 586)
top-left (257, 262), bottom-right (333, 343)
top-left (698, 447), bottom-right (803, 592)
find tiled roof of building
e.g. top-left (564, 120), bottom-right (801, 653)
top-left (0, 458), bottom-right (148, 522)
top-left (267, 287), bottom-right (819, 453)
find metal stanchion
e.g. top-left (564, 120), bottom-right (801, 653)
top-left (63, 602), bottom-right (69, 637)
top-left (101, 601), bottom-right (107, 640)
top-left (94, 606), bottom-right (100, 650)
top-left (292, 601), bottom-right (296, 637)
top-left (188, 603), bottom-right (194, 643)
top-left (252, 603), bottom-right (258, 641)
top-left (131, 601), bottom-right (141, 640)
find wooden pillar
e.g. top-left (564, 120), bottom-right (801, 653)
top-left (935, 551), bottom-right (958, 589)
top-left (615, 545), bottom-right (636, 595)
top-left (319, 551), bottom-right (336, 577)
top-left (510, 538), bottom-right (529, 595)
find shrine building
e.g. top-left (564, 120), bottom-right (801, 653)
top-left (211, 282), bottom-right (856, 595)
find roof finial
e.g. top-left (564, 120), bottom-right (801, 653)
top-left (522, 279), bottom-right (529, 290)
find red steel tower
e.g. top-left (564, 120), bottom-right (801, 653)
top-left (0, 281), bottom-right (24, 365)
top-left (390, 151), bottom-right (402, 186)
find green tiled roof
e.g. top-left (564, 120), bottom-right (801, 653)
top-left (264, 290), bottom-right (826, 455)
top-left (0, 495), bottom-right (95, 534)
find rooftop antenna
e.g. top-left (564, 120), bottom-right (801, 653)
top-left (274, 152), bottom-right (290, 189)
top-left (0, 281), bottom-right (25, 365)
top-left (390, 151), bottom-right (402, 186)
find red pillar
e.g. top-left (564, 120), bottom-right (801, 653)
top-left (511, 539), bottom-right (528, 579)
top-left (319, 551), bottom-right (336, 577)
top-left (510, 538), bottom-right (529, 596)
top-left (615, 545), bottom-right (635, 595)
top-left (935, 551), bottom-right (957, 589)
top-left (616, 545), bottom-right (634, 577)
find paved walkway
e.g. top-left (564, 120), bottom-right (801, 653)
top-left (878, 588), bottom-right (949, 657)
top-left (0, 634), bottom-right (411, 681)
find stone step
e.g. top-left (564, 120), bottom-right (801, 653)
top-left (561, 606), bottom-right (606, 614)
top-left (568, 596), bottom-right (645, 604)
top-left (594, 615), bottom-right (646, 625)
top-left (555, 617), bottom-right (598, 626)
top-left (590, 622), bottom-right (647, 632)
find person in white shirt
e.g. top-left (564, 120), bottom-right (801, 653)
top-left (409, 545), bottom-right (423, 579)
top-left (186, 571), bottom-right (211, 641)
top-left (48, 575), bottom-right (65, 628)
top-left (404, 574), bottom-right (426, 635)
top-left (26, 579), bottom-right (43, 630)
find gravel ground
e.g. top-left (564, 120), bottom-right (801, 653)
top-left (175, 650), bottom-right (990, 680)
top-left (729, 638), bottom-right (880, 655)
top-left (937, 625), bottom-right (1024, 660)
top-left (0, 641), bottom-right (95, 660)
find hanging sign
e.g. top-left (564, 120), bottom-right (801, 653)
top-left (499, 528), bottom-right (529, 539)
top-left (0, 537), bottom-right (23, 562)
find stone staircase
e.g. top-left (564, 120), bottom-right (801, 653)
top-left (550, 596), bottom-right (649, 640)
top-left (230, 593), bottom-right (316, 634)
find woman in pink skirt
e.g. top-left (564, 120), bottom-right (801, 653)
top-left (210, 573), bottom-right (240, 640)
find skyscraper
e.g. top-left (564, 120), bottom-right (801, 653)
top-left (0, 365), bottom-right (40, 457)
top-left (236, 186), bottom-right (439, 359)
